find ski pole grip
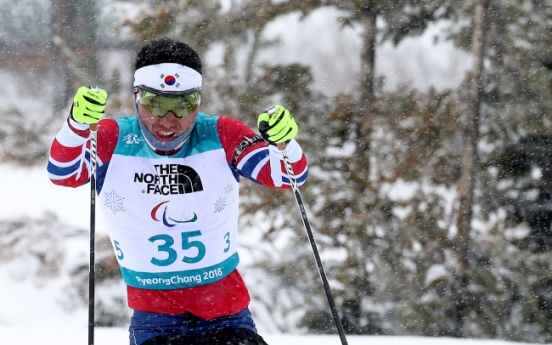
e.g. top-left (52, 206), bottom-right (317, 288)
top-left (89, 86), bottom-right (101, 132)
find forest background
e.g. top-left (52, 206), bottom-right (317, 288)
top-left (1, 0), bottom-right (552, 343)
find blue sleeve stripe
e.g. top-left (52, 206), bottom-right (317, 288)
top-left (238, 150), bottom-right (269, 178)
top-left (47, 159), bottom-right (82, 177)
top-left (96, 162), bottom-right (109, 194)
top-left (282, 169), bottom-right (308, 185)
top-left (47, 151), bottom-right (92, 178)
top-left (48, 155), bottom-right (81, 168)
top-left (250, 157), bottom-right (269, 179)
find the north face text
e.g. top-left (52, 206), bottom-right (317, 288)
top-left (134, 164), bottom-right (204, 195)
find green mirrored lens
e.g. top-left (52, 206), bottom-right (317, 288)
top-left (139, 91), bottom-right (201, 118)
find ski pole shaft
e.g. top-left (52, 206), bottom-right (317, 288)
top-left (277, 142), bottom-right (348, 345)
top-left (88, 122), bottom-right (98, 345)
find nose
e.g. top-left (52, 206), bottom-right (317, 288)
top-left (158, 111), bottom-right (178, 125)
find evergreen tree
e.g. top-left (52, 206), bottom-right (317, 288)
top-left (454, 0), bottom-right (488, 337)
top-left (450, 0), bottom-right (552, 341)
top-left (250, 0), bottom-right (465, 335)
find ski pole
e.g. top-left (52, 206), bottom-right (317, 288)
top-left (88, 119), bottom-right (99, 345)
top-left (277, 142), bottom-right (349, 345)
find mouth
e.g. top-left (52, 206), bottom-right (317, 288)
top-left (156, 130), bottom-right (176, 141)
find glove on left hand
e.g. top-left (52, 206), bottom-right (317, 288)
top-left (257, 105), bottom-right (298, 145)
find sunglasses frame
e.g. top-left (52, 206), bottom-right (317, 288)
top-left (134, 85), bottom-right (202, 98)
top-left (135, 85), bottom-right (202, 118)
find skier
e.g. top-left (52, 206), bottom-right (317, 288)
top-left (47, 37), bottom-right (308, 345)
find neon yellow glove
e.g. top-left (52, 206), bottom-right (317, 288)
top-left (257, 105), bottom-right (298, 145)
top-left (71, 86), bottom-right (108, 124)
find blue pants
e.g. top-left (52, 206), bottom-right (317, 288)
top-left (129, 308), bottom-right (258, 345)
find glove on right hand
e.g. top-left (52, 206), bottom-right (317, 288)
top-left (71, 86), bottom-right (108, 124)
top-left (257, 105), bottom-right (298, 146)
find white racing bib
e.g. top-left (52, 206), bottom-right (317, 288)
top-left (99, 115), bottom-right (240, 290)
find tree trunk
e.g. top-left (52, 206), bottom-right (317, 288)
top-left (355, 1), bottom-right (377, 182)
top-left (51, 0), bottom-right (99, 107)
top-left (454, 0), bottom-right (489, 337)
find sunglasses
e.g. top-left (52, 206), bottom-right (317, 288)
top-left (136, 86), bottom-right (201, 118)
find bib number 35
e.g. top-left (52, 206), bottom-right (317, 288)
top-left (149, 231), bottom-right (206, 266)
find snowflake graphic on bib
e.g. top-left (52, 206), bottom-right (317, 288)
top-left (224, 184), bottom-right (233, 194)
top-left (105, 189), bottom-right (125, 214)
top-left (214, 197), bottom-right (227, 213)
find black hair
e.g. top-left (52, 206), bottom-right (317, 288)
top-left (134, 37), bottom-right (202, 74)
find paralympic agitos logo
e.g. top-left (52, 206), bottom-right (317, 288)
top-left (151, 201), bottom-right (197, 227)
top-left (134, 164), bottom-right (203, 195)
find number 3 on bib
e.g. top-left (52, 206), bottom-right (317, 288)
top-left (149, 231), bottom-right (206, 266)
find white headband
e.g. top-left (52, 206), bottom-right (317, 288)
top-left (133, 63), bottom-right (202, 91)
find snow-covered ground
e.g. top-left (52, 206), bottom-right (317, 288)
top-left (0, 326), bottom-right (534, 345)
top-left (0, 164), bottom-right (101, 230)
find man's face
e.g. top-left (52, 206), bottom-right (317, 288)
top-left (137, 102), bottom-right (198, 142)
